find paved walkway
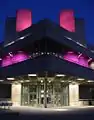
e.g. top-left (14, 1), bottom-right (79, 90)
top-left (10, 105), bottom-right (94, 113)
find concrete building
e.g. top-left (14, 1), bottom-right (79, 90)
top-left (0, 9), bottom-right (94, 108)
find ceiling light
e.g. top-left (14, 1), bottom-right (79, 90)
top-left (0, 80), bottom-right (4, 82)
top-left (87, 80), bottom-right (94, 82)
top-left (56, 74), bottom-right (65, 77)
top-left (47, 52), bottom-right (50, 55)
top-left (68, 81), bottom-right (72, 82)
top-left (41, 80), bottom-right (43, 83)
top-left (61, 80), bottom-right (64, 82)
top-left (77, 78), bottom-right (84, 81)
top-left (41, 52), bottom-right (44, 55)
top-left (7, 78), bottom-right (15, 80)
top-left (20, 80), bottom-right (24, 83)
top-left (28, 74), bottom-right (37, 77)
top-left (48, 80), bottom-right (51, 83)
top-left (53, 53), bottom-right (55, 55)
top-left (25, 80), bottom-right (30, 82)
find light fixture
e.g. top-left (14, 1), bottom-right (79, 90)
top-left (7, 41), bottom-right (15, 46)
top-left (0, 80), bottom-right (4, 82)
top-left (59, 55), bottom-right (62, 58)
top-left (78, 53), bottom-right (82, 58)
top-left (68, 80), bottom-right (72, 82)
top-left (77, 78), bottom-right (84, 81)
top-left (61, 80), bottom-right (64, 82)
top-left (41, 90), bottom-right (44, 93)
top-left (7, 78), bottom-right (15, 80)
top-left (41, 80), bottom-right (43, 83)
top-left (28, 74), bottom-right (37, 77)
top-left (20, 80), bottom-right (24, 83)
top-left (53, 53), bottom-right (55, 55)
top-left (9, 52), bottom-right (13, 57)
top-left (47, 52), bottom-right (50, 55)
top-left (56, 74), bottom-right (65, 77)
top-left (65, 36), bottom-right (72, 40)
top-left (25, 80), bottom-right (30, 82)
top-left (88, 58), bottom-right (92, 62)
top-left (41, 52), bottom-right (44, 55)
top-left (87, 80), bottom-right (94, 82)
top-left (0, 58), bottom-right (2, 60)
top-left (19, 36), bottom-right (25, 40)
top-left (48, 80), bottom-right (51, 83)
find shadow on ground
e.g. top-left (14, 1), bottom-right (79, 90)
top-left (0, 107), bottom-right (94, 120)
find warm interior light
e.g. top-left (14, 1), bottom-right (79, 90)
top-left (7, 78), bottom-right (15, 80)
top-left (77, 78), bottom-right (84, 80)
top-left (48, 80), bottom-right (51, 83)
top-left (20, 80), bottom-right (24, 83)
top-left (87, 80), bottom-right (94, 82)
top-left (25, 80), bottom-right (30, 82)
top-left (61, 80), bottom-right (64, 82)
top-left (41, 80), bottom-right (43, 83)
top-left (56, 74), bottom-right (65, 77)
top-left (28, 74), bottom-right (37, 76)
top-left (0, 80), bottom-right (4, 82)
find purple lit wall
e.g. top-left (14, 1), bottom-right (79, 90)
top-left (60, 10), bottom-right (75, 32)
top-left (63, 51), bottom-right (88, 67)
top-left (63, 51), bottom-right (78, 64)
top-left (2, 56), bottom-right (12, 67)
top-left (16, 9), bottom-right (32, 32)
top-left (78, 56), bottom-right (88, 67)
top-left (12, 52), bottom-right (29, 63)
top-left (2, 51), bottom-right (29, 67)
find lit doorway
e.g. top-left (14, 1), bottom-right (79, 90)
top-left (21, 77), bottom-right (69, 108)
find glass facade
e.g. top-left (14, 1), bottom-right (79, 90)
top-left (21, 78), bottom-right (69, 107)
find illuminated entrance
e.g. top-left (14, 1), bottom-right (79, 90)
top-left (21, 77), bottom-right (69, 108)
top-left (10, 74), bottom-right (94, 107)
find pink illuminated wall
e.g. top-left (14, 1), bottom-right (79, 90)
top-left (2, 51), bottom-right (29, 67)
top-left (2, 56), bottom-right (12, 67)
top-left (63, 51), bottom-right (78, 64)
top-left (12, 51), bottom-right (29, 63)
top-left (16, 9), bottom-right (32, 32)
top-left (60, 10), bottom-right (75, 32)
top-left (78, 56), bottom-right (88, 67)
top-left (63, 51), bottom-right (88, 67)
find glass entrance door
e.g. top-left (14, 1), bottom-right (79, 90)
top-left (29, 85), bottom-right (37, 106)
top-left (53, 81), bottom-right (69, 107)
top-left (21, 78), bottom-right (69, 107)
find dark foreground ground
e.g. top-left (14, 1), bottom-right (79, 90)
top-left (0, 107), bottom-right (94, 120)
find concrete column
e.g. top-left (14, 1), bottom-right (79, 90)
top-left (11, 83), bottom-right (21, 106)
top-left (44, 77), bottom-right (47, 108)
top-left (69, 83), bottom-right (79, 106)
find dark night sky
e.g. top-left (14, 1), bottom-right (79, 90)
top-left (0, 0), bottom-right (94, 45)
